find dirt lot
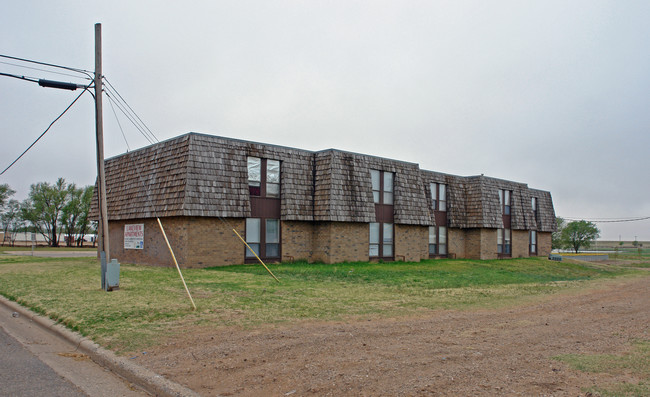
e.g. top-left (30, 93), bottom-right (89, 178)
top-left (136, 275), bottom-right (649, 396)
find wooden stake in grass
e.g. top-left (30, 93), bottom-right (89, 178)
top-left (231, 229), bottom-right (280, 283)
top-left (157, 218), bottom-right (197, 311)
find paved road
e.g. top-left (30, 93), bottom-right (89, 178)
top-left (0, 326), bottom-right (87, 397)
top-left (4, 250), bottom-right (97, 258)
top-left (0, 303), bottom-right (148, 397)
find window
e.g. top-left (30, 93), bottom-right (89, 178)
top-left (499, 189), bottom-right (511, 215)
top-left (369, 223), bottom-right (380, 257)
top-left (428, 226), bottom-right (447, 256)
top-left (430, 183), bottom-right (447, 211)
top-left (428, 226), bottom-right (436, 255)
top-left (383, 223), bottom-right (393, 256)
top-left (531, 197), bottom-right (538, 220)
top-left (498, 228), bottom-right (512, 256)
top-left (530, 230), bottom-right (537, 255)
top-left (266, 219), bottom-right (280, 257)
top-left (371, 169), bottom-right (394, 204)
top-left (246, 218), bottom-right (280, 259)
top-left (369, 222), bottom-right (393, 258)
top-left (248, 156), bottom-right (280, 198)
top-left (266, 160), bottom-right (280, 198)
top-left (248, 157), bottom-right (261, 196)
top-left (245, 218), bottom-right (261, 258)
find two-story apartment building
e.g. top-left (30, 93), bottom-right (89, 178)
top-left (93, 133), bottom-right (555, 267)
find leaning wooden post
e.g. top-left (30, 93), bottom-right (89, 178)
top-left (231, 229), bottom-right (280, 283)
top-left (157, 218), bottom-right (197, 311)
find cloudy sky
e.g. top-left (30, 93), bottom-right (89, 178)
top-left (1, 1), bottom-right (649, 240)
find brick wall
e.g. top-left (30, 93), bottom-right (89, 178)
top-left (538, 232), bottom-right (552, 256)
top-left (464, 228), bottom-right (498, 260)
top-left (282, 221), bottom-right (313, 262)
top-left (512, 230), bottom-right (530, 258)
top-left (312, 222), bottom-right (368, 264)
top-left (448, 228), bottom-right (466, 258)
top-left (109, 217), bottom-right (189, 267)
top-left (186, 217), bottom-right (245, 267)
top-left (395, 224), bottom-right (428, 262)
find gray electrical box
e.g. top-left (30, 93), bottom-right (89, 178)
top-left (106, 259), bottom-right (120, 291)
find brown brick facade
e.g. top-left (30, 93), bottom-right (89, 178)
top-left (395, 224), bottom-right (428, 262)
top-left (282, 221), bottom-right (313, 262)
top-left (108, 218), bottom-right (553, 267)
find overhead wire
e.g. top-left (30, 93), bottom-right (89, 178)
top-left (0, 54), bottom-right (93, 80)
top-left (0, 60), bottom-right (92, 80)
top-left (104, 91), bottom-right (155, 145)
top-left (0, 82), bottom-right (93, 176)
top-left (0, 71), bottom-right (40, 84)
top-left (562, 216), bottom-right (650, 224)
top-left (104, 77), bottom-right (160, 143)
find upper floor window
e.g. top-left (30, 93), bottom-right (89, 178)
top-left (371, 170), bottom-right (394, 205)
top-left (430, 183), bottom-right (447, 211)
top-left (531, 197), bottom-right (538, 219)
top-left (499, 189), bottom-right (511, 215)
top-left (248, 157), bottom-right (280, 198)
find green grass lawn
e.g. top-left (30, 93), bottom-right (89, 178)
top-left (0, 254), bottom-right (644, 353)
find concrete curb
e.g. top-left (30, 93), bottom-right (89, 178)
top-left (0, 296), bottom-right (200, 397)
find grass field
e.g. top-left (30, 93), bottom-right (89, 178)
top-left (0, 254), bottom-right (645, 353)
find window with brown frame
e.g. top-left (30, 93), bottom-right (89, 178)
top-left (371, 169), bottom-right (394, 204)
top-left (529, 230), bottom-right (537, 255)
top-left (370, 169), bottom-right (394, 260)
top-left (245, 218), bottom-right (281, 260)
top-left (248, 157), bottom-right (280, 198)
top-left (430, 183), bottom-right (447, 211)
top-left (498, 189), bottom-right (512, 215)
top-left (531, 196), bottom-right (538, 220)
top-left (370, 222), bottom-right (393, 258)
top-left (429, 226), bottom-right (447, 256)
top-left (497, 228), bottom-right (511, 256)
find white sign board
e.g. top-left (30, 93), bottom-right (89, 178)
top-left (124, 224), bottom-right (144, 249)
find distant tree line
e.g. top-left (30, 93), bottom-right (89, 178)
top-left (0, 179), bottom-right (95, 247)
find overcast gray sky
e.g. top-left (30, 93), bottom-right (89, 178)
top-left (1, 1), bottom-right (649, 240)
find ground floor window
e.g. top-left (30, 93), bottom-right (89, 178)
top-left (370, 222), bottom-right (393, 259)
top-left (529, 230), bottom-right (537, 255)
top-left (245, 218), bottom-right (280, 260)
top-left (429, 226), bottom-right (447, 256)
top-left (497, 228), bottom-right (511, 256)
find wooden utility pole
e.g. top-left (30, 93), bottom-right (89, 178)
top-left (95, 23), bottom-right (110, 265)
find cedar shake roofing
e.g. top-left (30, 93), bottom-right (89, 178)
top-left (93, 132), bottom-right (555, 230)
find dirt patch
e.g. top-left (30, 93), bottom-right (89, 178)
top-left (135, 276), bottom-right (650, 396)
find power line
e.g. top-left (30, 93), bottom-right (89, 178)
top-left (0, 71), bottom-right (40, 84)
top-left (106, 92), bottom-right (131, 152)
top-left (0, 54), bottom-right (93, 80)
top-left (0, 60), bottom-right (92, 80)
top-left (104, 91), bottom-right (157, 145)
top-left (0, 83), bottom-right (92, 176)
top-left (104, 77), bottom-right (159, 143)
top-left (561, 216), bottom-right (650, 223)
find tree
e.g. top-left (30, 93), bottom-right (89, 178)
top-left (62, 185), bottom-right (93, 247)
top-left (21, 178), bottom-right (71, 247)
top-left (0, 184), bottom-right (15, 211)
top-left (560, 220), bottom-right (600, 253)
top-left (551, 217), bottom-right (566, 250)
top-left (1, 199), bottom-right (22, 246)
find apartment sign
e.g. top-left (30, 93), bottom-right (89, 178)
top-left (124, 224), bottom-right (144, 249)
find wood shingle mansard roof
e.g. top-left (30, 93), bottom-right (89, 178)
top-left (92, 133), bottom-right (556, 232)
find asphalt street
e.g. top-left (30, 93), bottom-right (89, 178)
top-left (0, 326), bottom-right (87, 397)
top-left (0, 302), bottom-right (148, 397)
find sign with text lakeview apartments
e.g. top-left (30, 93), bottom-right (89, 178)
top-left (124, 224), bottom-right (144, 249)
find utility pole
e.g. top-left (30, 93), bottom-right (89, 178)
top-left (95, 23), bottom-right (111, 279)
